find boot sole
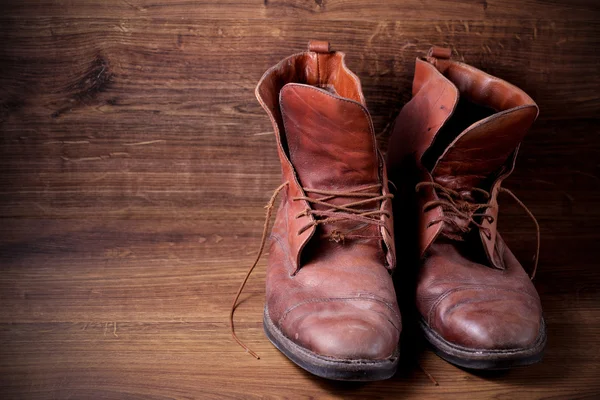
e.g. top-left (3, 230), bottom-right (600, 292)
top-left (419, 317), bottom-right (546, 370)
top-left (263, 307), bottom-right (399, 381)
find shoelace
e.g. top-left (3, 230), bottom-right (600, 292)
top-left (295, 184), bottom-right (393, 239)
top-left (229, 181), bottom-right (393, 359)
top-left (416, 182), bottom-right (494, 239)
top-left (416, 181), bottom-right (540, 279)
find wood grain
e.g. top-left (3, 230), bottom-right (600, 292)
top-left (1, 0), bottom-right (599, 21)
top-left (1, 0), bottom-right (599, 398)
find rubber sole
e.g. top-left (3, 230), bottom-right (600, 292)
top-left (419, 317), bottom-right (547, 370)
top-left (263, 307), bottom-right (399, 381)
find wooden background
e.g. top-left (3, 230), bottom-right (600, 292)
top-left (1, 1), bottom-right (599, 398)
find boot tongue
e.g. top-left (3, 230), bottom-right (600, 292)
top-left (431, 105), bottom-right (538, 191)
top-left (279, 83), bottom-right (379, 193)
top-left (279, 83), bottom-right (381, 241)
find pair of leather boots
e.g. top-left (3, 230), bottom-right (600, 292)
top-left (231, 40), bottom-right (545, 381)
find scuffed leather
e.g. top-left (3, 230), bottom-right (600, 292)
top-left (417, 237), bottom-right (542, 350)
top-left (256, 50), bottom-right (370, 271)
top-left (387, 58), bottom-right (458, 256)
top-left (387, 59), bottom-right (458, 168)
top-left (280, 84), bottom-right (379, 201)
top-left (388, 50), bottom-right (543, 351)
top-left (256, 46), bottom-right (400, 360)
top-left (432, 106), bottom-right (538, 191)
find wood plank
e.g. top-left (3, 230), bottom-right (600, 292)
top-left (0, 19), bottom-right (598, 221)
top-left (0, 218), bottom-right (598, 323)
top-left (1, 0), bottom-right (599, 21)
top-left (0, 18), bottom-right (598, 129)
top-left (1, 119), bottom-right (598, 222)
top-left (1, 316), bottom-right (599, 399)
top-left (0, 218), bottom-right (599, 397)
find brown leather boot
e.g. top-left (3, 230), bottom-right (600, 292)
top-left (231, 41), bottom-right (401, 381)
top-left (387, 47), bottom-right (545, 370)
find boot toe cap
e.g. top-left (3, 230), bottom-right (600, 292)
top-left (434, 290), bottom-right (543, 350)
top-left (279, 298), bottom-right (401, 361)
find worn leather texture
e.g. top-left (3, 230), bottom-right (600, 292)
top-left (387, 49), bottom-right (543, 351)
top-left (255, 45), bottom-right (400, 360)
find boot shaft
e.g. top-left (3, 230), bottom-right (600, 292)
top-left (388, 47), bottom-right (538, 269)
top-left (389, 47), bottom-right (538, 186)
top-left (255, 41), bottom-right (395, 272)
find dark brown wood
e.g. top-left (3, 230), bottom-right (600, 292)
top-left (1, 1), bottom-right (599, 398)
top-left (1, 0), bottom-right (599, 21)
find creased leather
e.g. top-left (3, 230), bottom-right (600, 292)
top-left (279, 83), bottom-right (388, 261)
top-left (387, 58), bottom-right (458, 257)
top-left (256, 50), bottom-right (370, 271)
top-left (257, 46), bottom-right (400, 361)
top-left (280, 84), bottom-right (378, 197)
top-left (417, 237), bottom-right (542, 350)
top-left (432, 106), bottom-right (538, 191)
top-left (387, 50), bottom-right (543, 351)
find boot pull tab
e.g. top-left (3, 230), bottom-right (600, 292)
top-left (426, 46), bottom-right (453, 73)
top-left (308, 40), bottom-right (331, 53)
top-left (428, 46), bottom-right (452, 59)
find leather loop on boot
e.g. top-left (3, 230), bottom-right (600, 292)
top-left (308, 40), bottom-right (331, 53)
top-left (428, 46), bottom-right (452, 59)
